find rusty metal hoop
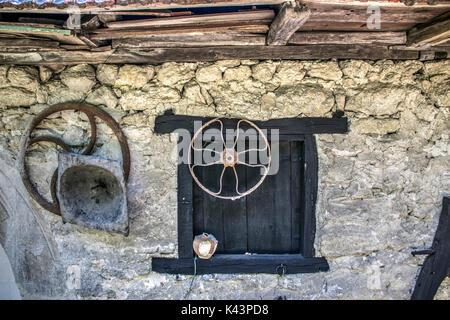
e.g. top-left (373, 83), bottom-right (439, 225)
top-left (188, 118), bottom-right (271, 201)
top-left (18, 102), bottom-right (131, 215)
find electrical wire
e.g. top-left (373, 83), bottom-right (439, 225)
top-left (184, 256), bottom-right (198, 299)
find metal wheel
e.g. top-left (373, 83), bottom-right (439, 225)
top-left (188, 118), bottom-right (271, 201)
top-left (18, 102), bottom-right (130, 215)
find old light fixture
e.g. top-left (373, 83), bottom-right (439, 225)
top-left (193, 233), bottom-right (218, 259)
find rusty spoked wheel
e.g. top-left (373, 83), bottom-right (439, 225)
top-left (188, 118), bottom-right (271, 201)
top-left (18, 102), bottom-right (130, 215)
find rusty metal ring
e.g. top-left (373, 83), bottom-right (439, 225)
top-left (28, 135), bottom-right (72, 214)
top-left (18, 102), bottom-right (131, 216)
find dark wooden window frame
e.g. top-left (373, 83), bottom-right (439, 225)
top-left (411, 196), bottom-right (449, 300)
top-left (152, 114), bottom-right (348, 275)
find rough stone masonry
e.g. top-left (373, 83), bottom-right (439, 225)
top-left (0, 59), bottom-right (448, 299)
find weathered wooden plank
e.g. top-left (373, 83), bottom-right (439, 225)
top-left (0, 23), bottom-right (70, 34)
top-left (419, 50), bottom-right (436, 60)
top-left (407, 13), bottom-right (450, 48)
top-left (178, 163), bottom-right (194, 259)
top-left (92, 19), bottom-right (271, 33)
top-left (267, 1), bottom-right (311, 45)
top-left (98, 13), bottom-right (122, 24)
top-left (0, 33), bottom-right (44, 40)
top-left (246, 159), bottom-right (276, 253)
top-left (290, 140), bottom-right (304, 253)
top-left (201, 165), bottom-right (226, 253)
top-left (152, 254), bottom-right (329, 274)
top-left (0, 38), bottom-right (59, 49)
top-left (104, 10), bottom-right (192, 16)
top-left (192, 166), bottom-right (205, 247)
top-left (390, 44), bottom-right (450, 51)
top-left (60, 44), bottom-right (91, 51)
top-left (18, 17), bottom-right (65, 26)
top-left (221, 165), bottom-right (248, 254)
top-left (60, 44), bottom-right (112, 52)
top-left (23, 33), bottom-right (87, 46)
top-left (78, 35), bottom-right (99, 48)
top-left (390, 44), bottom-right (449, 58)
top-left (307, 3), bottom-right (450, 24)
top-left (100, 10), bottom-right (171, 17)
top-left (411, 197), bottom-right (450, 300)
top-left (247, 141), bottom-right (293, 253)
top-left (0, 47), bottom-right (57, 53)
top-left (154, 115), bottom-right (349, 136)
top-left (0, 24), bottom-right (86, 45)
top-left (80, 15), bottom-right (101, 31)
top-left (105, 10), bottom-right (275, 29)
top-left (302, 135), bottom-right (318, 258)
top-left (59, 44), bottom-right (112, 52)
top-left (290, 31), bottom-right (406, 45)
top-left (112, 33), bottom-right (266, 47)
top-left (300, 21), bottom-right (417, 31)
top-left (91, 24), bottom-right (269, 41)
top-left (90, 45), bottom-right (113, 52)
top-left (0, 45), bottom-right (419, 65)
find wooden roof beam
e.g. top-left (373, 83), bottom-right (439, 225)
top-left (290, 31), bottom-right (406, 45)
top-left (267, 1), bottom-right (311, 45)
top-left (0, 45), bottom-right (419, 65)
top-left (407, 12), bottom-right (450, 48)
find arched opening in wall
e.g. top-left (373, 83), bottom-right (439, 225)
top-left (59, 164), bottom-right (125, 226)
top-left (56, 152), bottom-right (129, 236)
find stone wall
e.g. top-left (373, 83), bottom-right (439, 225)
top-left (0, 59), bottom-right (448, 299)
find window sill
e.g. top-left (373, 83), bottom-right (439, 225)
top-left (151, 254), bottom-right (329, 275)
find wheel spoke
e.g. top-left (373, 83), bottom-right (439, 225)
top-left (232, 166), bottom-right (244, 196)
top-left (191, 160), bottom-right (222, 169)
top-left (192, 147), bottom-right (221, 155)
top-left (237, 161), bottom-right (268, 169)
top-left (188, 117), bottom-right (271, 201)
top-left (237, 145), bottom-right (268, 155)
top-left (204, 166), bottom-right (226, 196)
